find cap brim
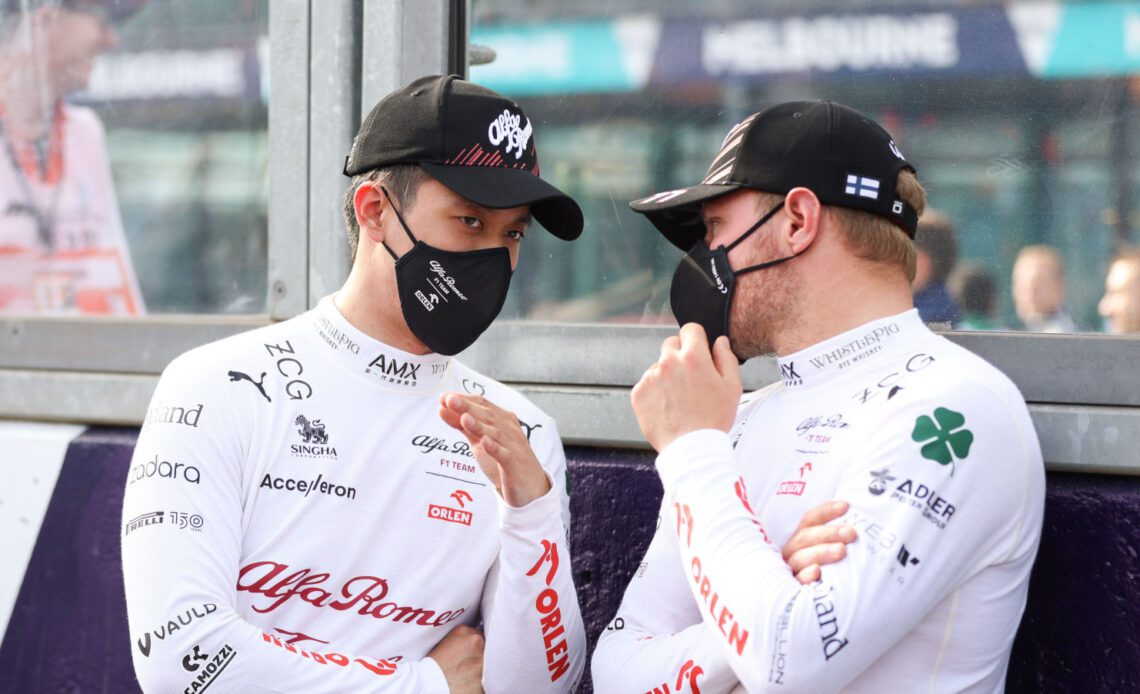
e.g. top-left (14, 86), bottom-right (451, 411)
top-left (629, 183), bottom-right (741, 250)
top-left (422, 163), bottom-right (583, 240)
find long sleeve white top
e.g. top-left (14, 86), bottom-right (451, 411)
top-left (593, 309), bottom-right (1044, 694)
top-left (122, 296), bottom-right (585, 693)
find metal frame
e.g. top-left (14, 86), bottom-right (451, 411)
top-left (0, 0), bottom-right (1138, 475)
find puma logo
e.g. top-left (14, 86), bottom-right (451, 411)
top-left (519, 419), bottom-right (543, 441)
top-left (228, 370), bottom-right (271, 402)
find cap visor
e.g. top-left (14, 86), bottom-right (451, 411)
top-left (630, 183), bottom-right (740, 250)
top-left (422, 162), bottom-right (583, 240)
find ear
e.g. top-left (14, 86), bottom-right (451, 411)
top-left (782, 187), bottom-right (822, 253)
top-left (353, 181), bottom-right (388, 245)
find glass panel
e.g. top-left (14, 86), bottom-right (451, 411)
top-left (0, 0), bottom-right (268, 316)
top-left (470, 0), bottom-right (1140, 334)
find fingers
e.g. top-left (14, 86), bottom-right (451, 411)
top-left (794, 564), bottom-right (821, 585)
top-left (793, 500), bottom-right (850, 533)
top-left (786, 542), bottom-right (848, 579)
top-left (712, 335), bottom-right (742, 392)
top-left (782, 522), bottom-right (856, 561)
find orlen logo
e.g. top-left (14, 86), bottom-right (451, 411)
top-left (648, 658), bottom-right (704, 693)
top-left (128, 454), bottom-right (200, 486)
top-left (526, 539), bottom-right (570, 683)
top-left (427, 504), bottom-right (472, 526)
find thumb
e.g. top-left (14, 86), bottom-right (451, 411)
top-left (712, 335), bottom-right (741, 391)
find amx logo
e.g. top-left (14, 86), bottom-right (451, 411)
top-left (366, 354), bottom-right (420, 386)
top-left (780, 362), bottom-right (803, 386)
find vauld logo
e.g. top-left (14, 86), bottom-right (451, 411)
top-left (487, 108), bottom-right (533, 160)
top-left (228, 370), bottom-right (270, 402)
top-left (128, 455), bottom-right (201, 486)
top-left (867, 468), bottom-right (895, 496)
top-left (125, 511), bottom-right (164, 535)
top-left (181, 643), bottom-right (237, 693)
top-left (367, 354), bottom-right (420, 386)
top-left (779, 362), bottom-right (803, 386)
top-left (291, 415), bottom-right (338, 459)
top-left (145, 402), bottom-right (203, 428)
top-left (428, 489), bottom-right (474, 526)
top-left (136, 603), bottom-right (217, 657)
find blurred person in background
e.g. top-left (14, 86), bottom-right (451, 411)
top-left (1098, 248), bottom-right (1140, 334)
top-left (911, 209), bottom-right (960, 325)
top-left (1011, 244), bottom-right (1078, 333)
top-left (0, 0), bottom-right (145, 315)
top-left (949, 263), bottom-right (1007, 331)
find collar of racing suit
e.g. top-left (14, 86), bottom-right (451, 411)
top-left (308, 295), bottom-right (454, 394)
top-left (774, 309), bottom-right (926, 390)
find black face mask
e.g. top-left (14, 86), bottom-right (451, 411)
top-left (670, 201), bottom-right (805, 348)
top-left (381, 187), bottom-right (513, 356)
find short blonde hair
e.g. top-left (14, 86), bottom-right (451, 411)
top-left (751, 171), bottom-right (925, 280)
top-left (828, 170), bottom-right (926, 281)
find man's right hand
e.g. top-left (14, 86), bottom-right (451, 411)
top-left (427, 625), bottom-right (485, 693)
top-left (782, 500), bottom-right (857, 584)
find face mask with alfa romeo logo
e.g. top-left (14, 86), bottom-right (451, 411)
top-left (670, 200), bottom-right (804, 348)
top-left (381, 187), bottom-right (512, 356)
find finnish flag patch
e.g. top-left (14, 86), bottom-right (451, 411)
top-left (845, 175), bottom-right (880, 200)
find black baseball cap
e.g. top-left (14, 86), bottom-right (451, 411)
top-left (631, 101), bottom-right (919, 250)
top-left (344, 74), bottom-right (583, 240)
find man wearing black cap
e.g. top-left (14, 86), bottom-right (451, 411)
top-left (593, 102), bottom-right (1044, 691)
top-left (123, 75), bottom-right (584, 693)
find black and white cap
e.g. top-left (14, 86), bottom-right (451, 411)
top-left (631, 101), bottom-right (919, 250)
top-left (344, 74), bottom-right (582, 240)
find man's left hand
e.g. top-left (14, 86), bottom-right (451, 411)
top-left (439, 393), bottom-right (551, 507)
top-left (632, 323), bottom-right (743, 452)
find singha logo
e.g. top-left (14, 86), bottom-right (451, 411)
top-left (294, 415), bottom-right (328, 445)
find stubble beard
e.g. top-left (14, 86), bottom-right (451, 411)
top-left (728, 261), bottom-right (800, 361)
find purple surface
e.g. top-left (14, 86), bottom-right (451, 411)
top-left (0, 427), bottom-right (142, 694)
top-left (1, 431), bottom-right (1139, 692)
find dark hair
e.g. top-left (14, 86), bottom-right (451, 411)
top-left (341, 164), bottom-right (430, 261)
top-left (949, 264), bottom-right (997, 316)
top-left (914, 212), bottom-right (958, 284)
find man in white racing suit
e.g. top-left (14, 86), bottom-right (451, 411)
top-left (122, 76), bottom-right (588, 693)
top-left (592, 101), bottom-right (1045, 693)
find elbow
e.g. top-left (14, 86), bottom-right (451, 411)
top-left (131, 653), bottom-right (188, 694)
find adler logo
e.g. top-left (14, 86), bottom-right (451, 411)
top-left (291, 415), bottom-right (338, 459)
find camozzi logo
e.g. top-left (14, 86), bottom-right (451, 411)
top-left (487, 108), bottom-right (532, 160)
top-left (291, 415), bottom-right (337, 459)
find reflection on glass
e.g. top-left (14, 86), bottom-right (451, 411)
top-left (470, 0), bottom-right (1140, 334)
top-left (0, 0), bottom-right (267, 316)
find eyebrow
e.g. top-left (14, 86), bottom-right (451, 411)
top-left (452, 200), bottom-right (532, 228)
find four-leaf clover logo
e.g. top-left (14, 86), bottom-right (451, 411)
top-left (911, 407), bottom-right (973, 474)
